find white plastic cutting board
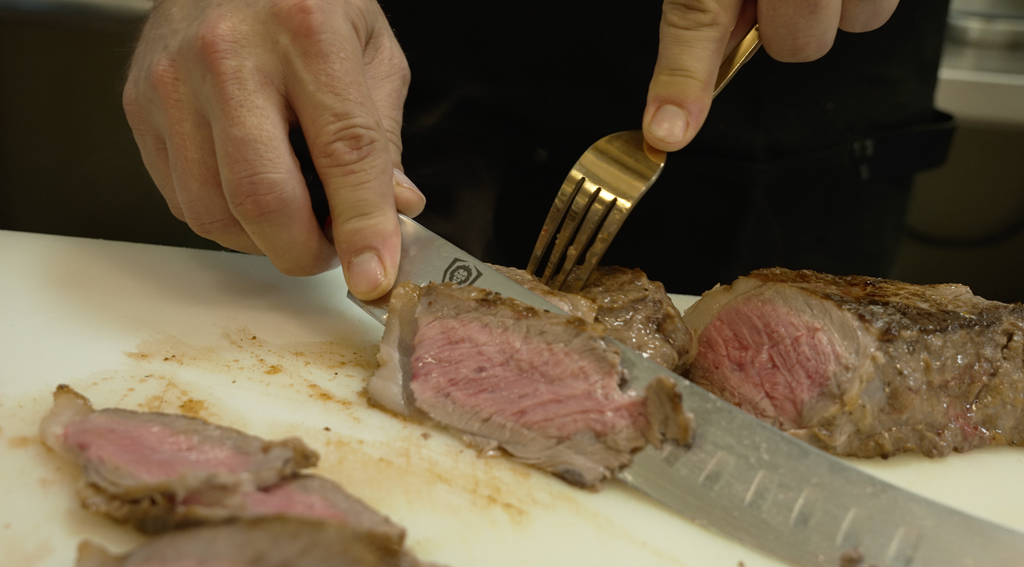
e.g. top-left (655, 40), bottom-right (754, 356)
top-left (2, 230), bottom-right (1023, 567)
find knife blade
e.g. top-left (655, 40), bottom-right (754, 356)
top-left (348, 214), bottom-right (1024, 567)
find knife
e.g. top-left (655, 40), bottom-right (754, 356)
top-left (346, 215), bottom-right (1024, 567)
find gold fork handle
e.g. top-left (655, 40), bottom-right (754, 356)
top-left (714, 24), bottom-right (761, 97)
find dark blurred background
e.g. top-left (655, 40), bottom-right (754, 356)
top-left (1, 0), bottom-right (1022, 300)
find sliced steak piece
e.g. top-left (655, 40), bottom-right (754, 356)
top-left (40, 386), bottom-right (367, 533)
top-left (41, 385), bottom-right (317, 500)
top-left (368, 282), bottom-right (692, 488)
top-left (75, 517), bottom-right (435, 567)
top-left (682, 267), bottom-right (1024, 458)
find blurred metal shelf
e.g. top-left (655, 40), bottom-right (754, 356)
top-left (0, 0), bottom-right (150, 21)
top-left (937, 0), bottom-right (1024, 127)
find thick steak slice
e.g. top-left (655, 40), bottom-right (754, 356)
top-left (368, 282), bottom-right (692, 488)
top-left (682, 267), bottom-right (1024, 458)
top-left (75, 517), bottom-right (436, 567)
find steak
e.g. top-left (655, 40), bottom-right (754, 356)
top-left (492, 265), bottom-right (692, 372)
top-left (41, 386), bottom-right (403, 546)
top-left (75, 517), bottom-right (435, 567)
top-left (368, 282), bottom-right (692, 488)
top-left (577, 266), bottom-right (693, 373)
top-left (681, 267), bottom-right (1024, 458)
top-left (41, 385), bottom-right (317, 500)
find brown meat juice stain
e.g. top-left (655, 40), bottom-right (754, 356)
top-left (140, 378), bottom-right (197, 414)
top-left (122, 328), bottom-right (376, 407)
top-left (6, 435), bottom-right (35, 449)
top-left (177, 398), bottom-right (210, 419)
top-left (313, 428), bottom-right (570, 530)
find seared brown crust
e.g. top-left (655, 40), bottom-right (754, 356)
top-left (749, 268), bottom-right (1022, 340)
top-left (579, 266), bottom-right (693, 373)
top-left (487, 265), bottom-right (692, 372)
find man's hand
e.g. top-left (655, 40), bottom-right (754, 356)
top-left (643, 0), bottom-right (901, 152)
top-left (123, 0), bottom-right (424, 300)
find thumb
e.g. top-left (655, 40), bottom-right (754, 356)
top-left (644, 0), bottom-right (748, 152)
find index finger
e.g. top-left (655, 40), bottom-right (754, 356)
top-left (282, 6), bottom-right (405, 300)
top-left (643, 0), bottom-right (748, 152)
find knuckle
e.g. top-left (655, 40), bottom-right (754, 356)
top-left (151, 56), bottom-right (181, 94)
top-left (654, 63), bottom-right (707, 88)
top-left (225, 170), bottom-right (293, 224)
top-left (194, 14), bottom-right (250, 87)
top-left (135, 55), bottom-right (187, 116)
top-left (312, 116), bottom-right (387, 174)
top-left (271, 0), bottom-right (332, 42)
top-left (660, 0), bottom-right (730, 32)
top-left (334, 207), bottom-right (395, 250)
top-left (195, 14), bottom-right (243, 63)
top-left (185, 210), bottom-right (241, 241)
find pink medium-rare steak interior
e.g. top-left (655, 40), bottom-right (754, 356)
top-left (235, 475), bottom-right (405, 546)
top-left (240, 481), bottom-right (350, 524)
top-left (63, 413), bottom-right (257, 482)
top-left (689, 295), bottom-right (842, 429)
top-left (410, 316), bottom-right (647, 440)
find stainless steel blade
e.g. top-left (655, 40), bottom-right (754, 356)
top-left (349, 215), bottom-right (1024, 567)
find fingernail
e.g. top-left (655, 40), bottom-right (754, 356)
top-left (347, 251), bottom-right (386, 297)
top-left (649, 104), bottom-right (688, 145)
top-left (392, 167), bottom-right (423, 197)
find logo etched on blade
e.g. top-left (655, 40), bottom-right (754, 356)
top-left (442, 258), bottom-right (483, 286)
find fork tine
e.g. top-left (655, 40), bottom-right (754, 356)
top-left (548, 187), bottom-right (616, 290)
top-left (540, 177), bottom-right (599, 282)
top-left (561, 198), bottom-right (632, 292)
top-left (526, 172), bottom-right (584, 277)
top-left (529, 130), bottom-right (665, 291)
top-left (532, 175), bottom-right (601, 284)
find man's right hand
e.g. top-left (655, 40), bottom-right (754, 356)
top-left (123, 0), bottom-right (425, 300)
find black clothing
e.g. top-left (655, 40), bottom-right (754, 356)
top-left (385, 0), bottom-right (954, 294)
